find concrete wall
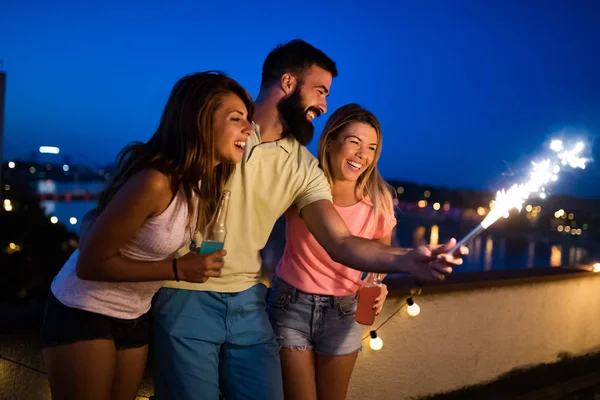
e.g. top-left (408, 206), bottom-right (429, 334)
top-left (349, 271), bottom-right (600, 400)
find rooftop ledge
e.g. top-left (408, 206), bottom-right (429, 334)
top-left (350, 264), bottom-right (600, 400)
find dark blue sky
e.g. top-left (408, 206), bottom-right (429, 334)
top-left (2, 0), bottom-right (599, 197)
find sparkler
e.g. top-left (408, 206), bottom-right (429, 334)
top-left (448, 140), bottom-right (589, 255)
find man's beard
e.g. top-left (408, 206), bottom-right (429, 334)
top-left (277, 85), bottom-right (320, 146)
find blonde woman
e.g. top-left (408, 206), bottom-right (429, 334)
top-left (268, 104), bottom-right (398, 399)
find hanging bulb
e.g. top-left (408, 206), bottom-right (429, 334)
top-left (369, 330), bottom-right (383, 351)
top-left (406, 297), bottom-right (420, 317)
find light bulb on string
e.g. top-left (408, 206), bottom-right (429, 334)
top-left (406, 297), bottom-right (420, 317)
top-left (369, 330), bottom-right (383, 351)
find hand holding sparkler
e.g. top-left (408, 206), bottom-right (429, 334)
top-left (448, 139), bottom-right (589, 255)
top-left (405, 239), bottom-right (470, 281)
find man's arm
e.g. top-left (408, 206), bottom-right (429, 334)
top-left (300, 200), bottom-right (407, 272)
top-left (377, 232), bottom-right (393, 281)
top-left (301, 200), bottom-right (462, 280)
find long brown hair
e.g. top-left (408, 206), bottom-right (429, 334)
top-left (96, 71), bottom-right (254, 230)
top-left (317, 103), bottom-right (395, 227)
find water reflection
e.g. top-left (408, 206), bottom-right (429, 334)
top-left (484, 237), bottom-right (493, 271)
top-left (550, 245), bottom-right (562, 267)
top-left (430, 225), bottom-right (439, 246)
top-left (36, 179), bottom-right (105, 194)
top-left (569, 246), bottom-right (576, 266)
top-left (576, 247), bottom-right (584, 264)
top-left (408, 224), bottom-right (589, 272)
top-left (413, 226), bottom-right (426, 247)
top-left (527, 241), bottom-right (535, 268)
top-left (473, 236), bottom-right (482, 266)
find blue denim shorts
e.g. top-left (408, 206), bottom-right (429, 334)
top-left (267, 276), bottom-right (362, 356)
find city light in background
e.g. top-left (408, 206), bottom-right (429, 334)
top-left (39, 146), bottom-right (60, 154)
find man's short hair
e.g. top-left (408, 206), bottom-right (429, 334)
top-left (260, 39), bottom-right (338, 89)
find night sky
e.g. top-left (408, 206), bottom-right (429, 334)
top-left (2, 0), bottom-right (599, 197)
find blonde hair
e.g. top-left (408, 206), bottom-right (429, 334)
top-left (317, 103), bottom-right (396, 228)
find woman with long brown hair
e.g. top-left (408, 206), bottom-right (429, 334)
top-left (40, 71), bottom-right (254, 400)
top-left (268, 103), bottom-right (395, 400)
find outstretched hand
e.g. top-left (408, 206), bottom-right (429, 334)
top-left (405, 239), bottom-right (469, 282)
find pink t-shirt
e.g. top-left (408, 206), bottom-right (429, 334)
top-left (276, 198), bottom-right (396, 296)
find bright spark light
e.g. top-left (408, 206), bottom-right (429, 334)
top-left (481, 140), bottom-right (588, 229)
top-left (557, 141), bottom-right (587, 169)
top-left (550, 140), bottom-right (563, 152)
top-left (450, 139), bottom-right (589, 253)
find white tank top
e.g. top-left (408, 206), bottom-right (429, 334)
top-left (51, 189), bottom-right (194, 319)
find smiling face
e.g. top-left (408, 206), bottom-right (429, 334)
top-left (327, 122), bottom-right (379, 183)
top-left (299, 64), bottom-right (332, 120)
top-left (277, 65), bottom-right (333, 145)
top-left (212, 92), bottom-right (253, 165)
top-left (317, 103), bottom-right (395, 227)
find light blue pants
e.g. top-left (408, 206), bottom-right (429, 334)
top-left (152, 284), bottom-right (284, 400)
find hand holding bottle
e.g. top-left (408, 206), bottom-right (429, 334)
top-left (373, 283), bottom-right (388, 316)
top-left (176, 250), bottom-right (226, 283)
top-left (193, 190), bottom-right (231, 264)
top-left (355, 273), bottom-right (383, 325)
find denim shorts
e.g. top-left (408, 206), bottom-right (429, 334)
top-left (267, 276), bottom-right (362, 356)
top-left (40, 291), bottom-right (149, 350)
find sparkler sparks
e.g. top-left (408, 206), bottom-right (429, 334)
top-left (449, 139), bottom-right (589, 254)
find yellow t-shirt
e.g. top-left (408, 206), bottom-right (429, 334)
top-left (163, 123), bottom-right (332, 293)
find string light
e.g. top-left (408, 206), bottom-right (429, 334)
top-left (593, 263), bottom-right (600, 273)
top-left (363, 288), bottom-right (423, 351)
top-left (369, 331), bottom-right (383, 350)
top-left (406, 297), bottom-right (421, 317)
